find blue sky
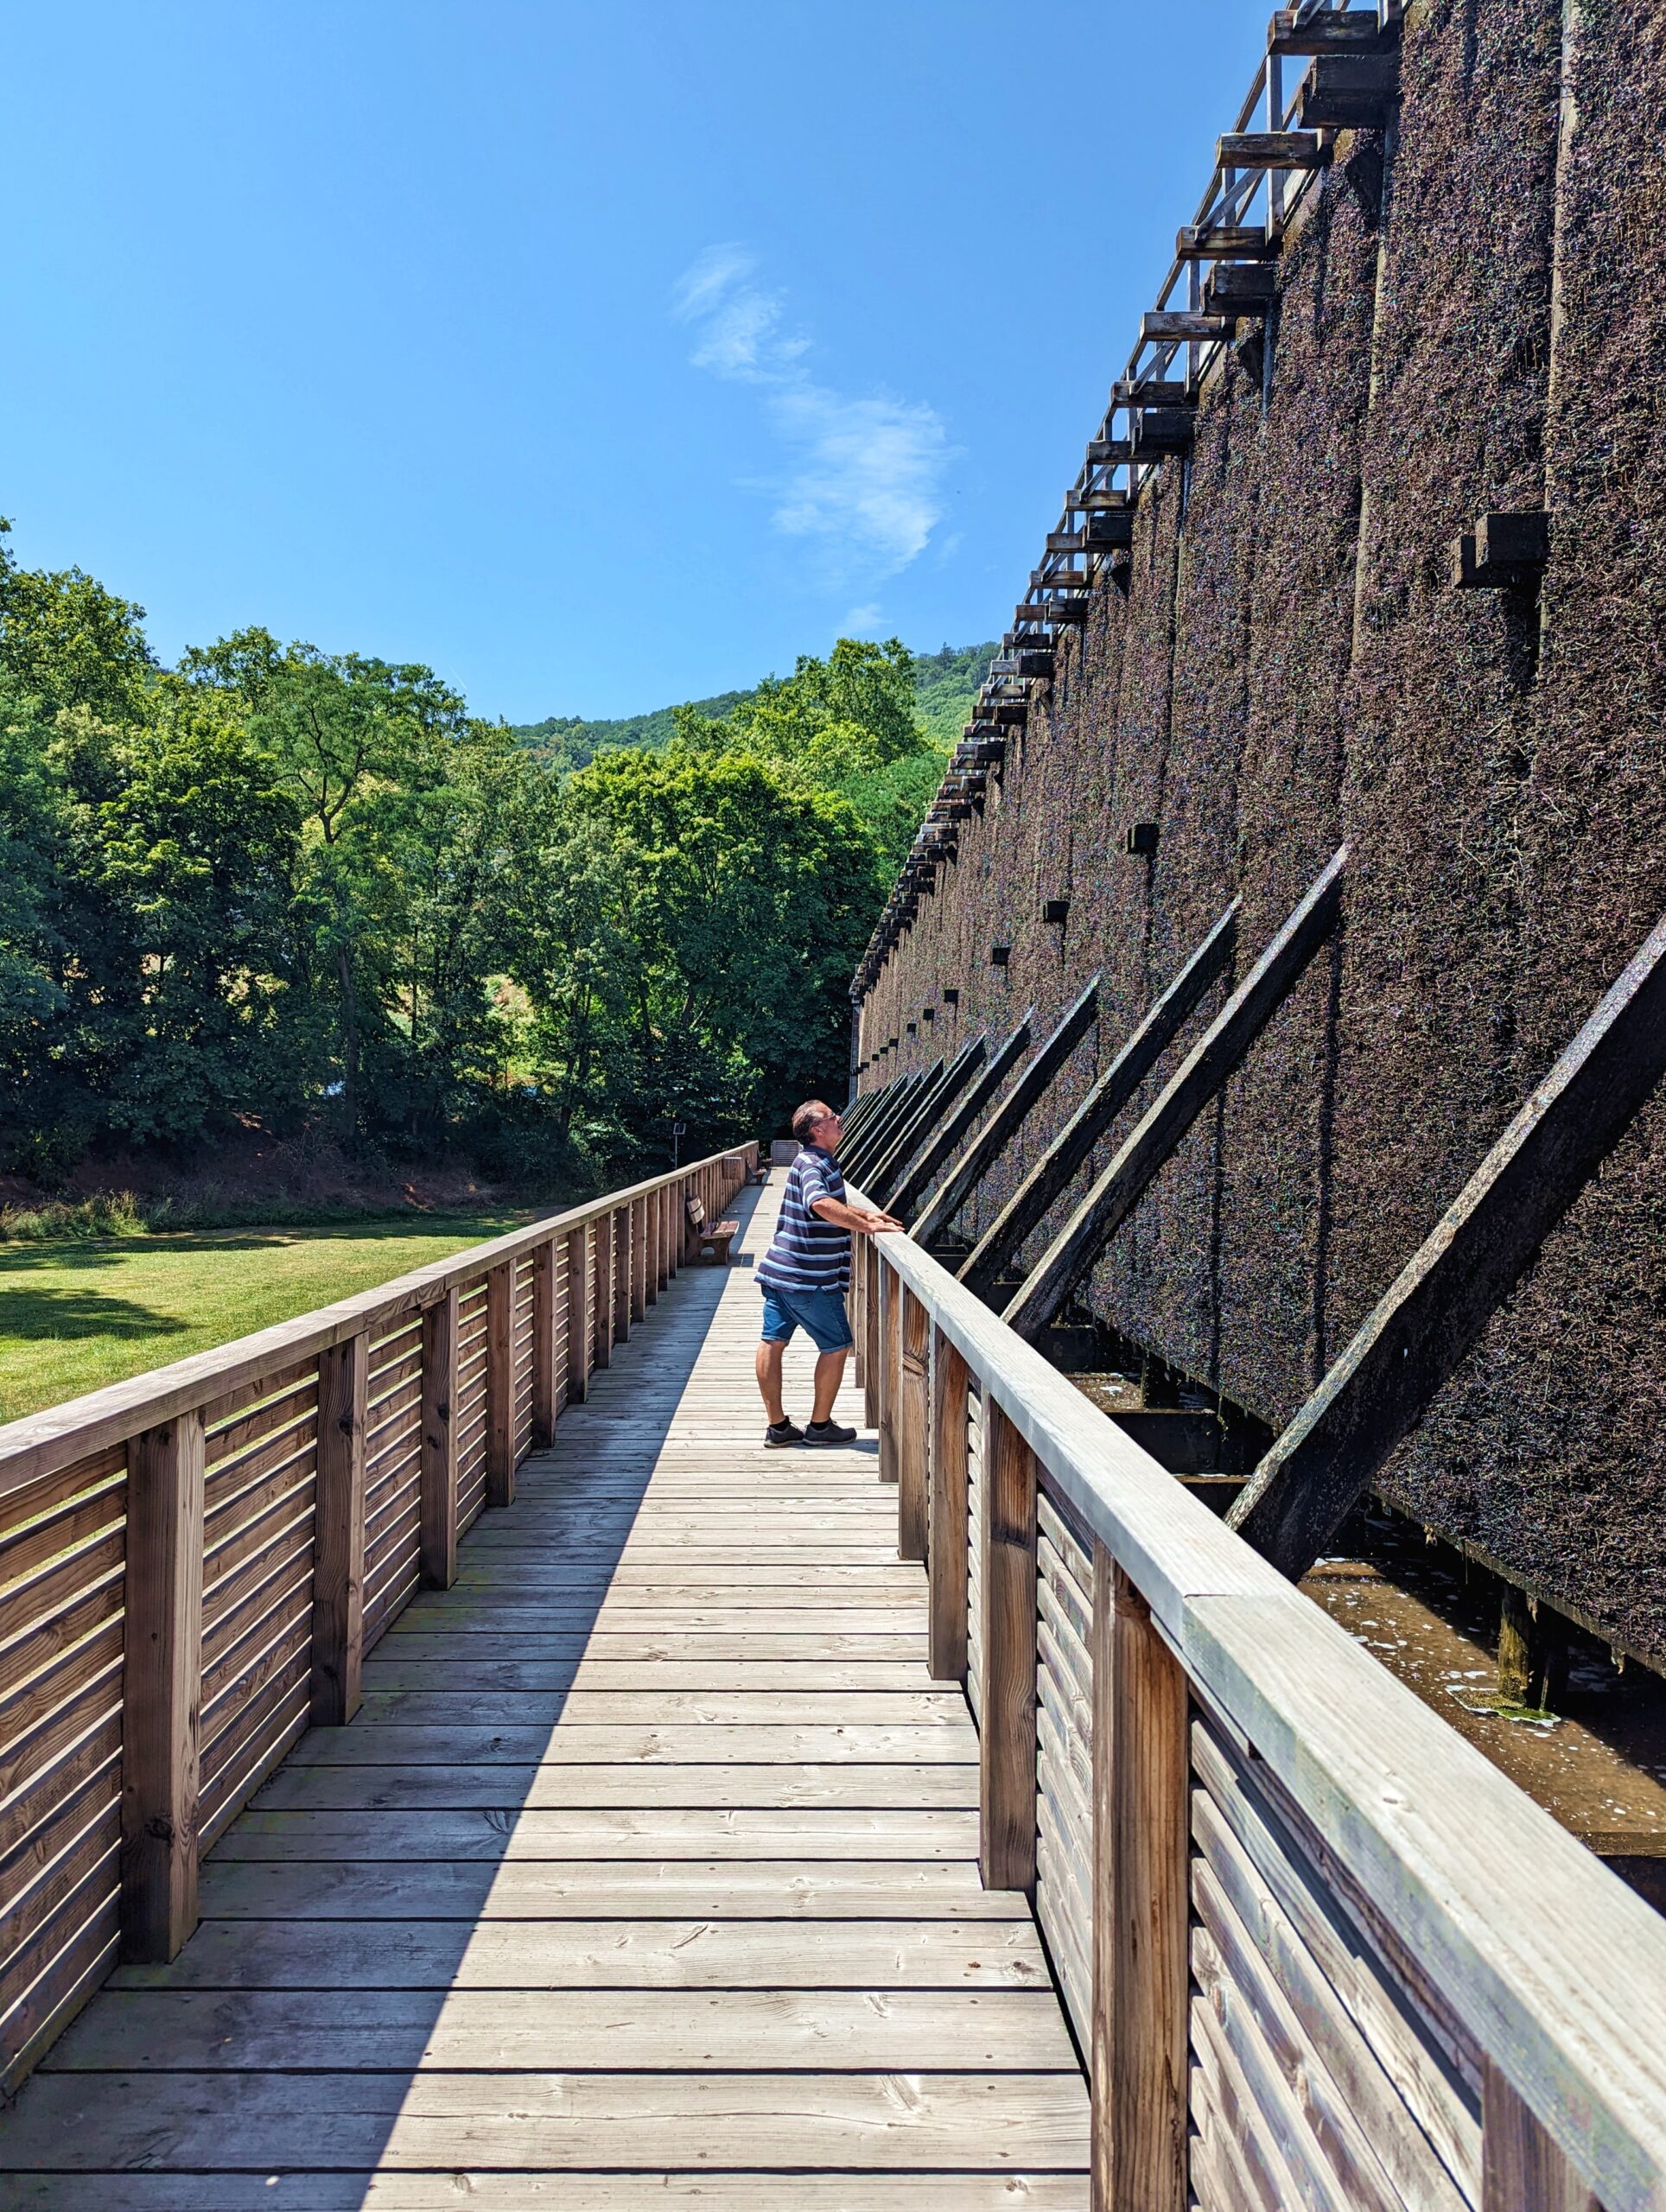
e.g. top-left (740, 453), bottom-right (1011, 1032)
top-left (3, 2), bottom-right (1262, 722)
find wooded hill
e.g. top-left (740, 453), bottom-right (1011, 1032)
top-left (510, 641), bottom-right (995, 774)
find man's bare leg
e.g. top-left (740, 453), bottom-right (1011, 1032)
top-left (755, 1338), bottom-right (787, 1426)
top-left (811, 1348), bottom-right (848, 1426)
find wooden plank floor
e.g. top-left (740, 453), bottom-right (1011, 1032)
top-left (2, 1179), bottom-right (1090, 2209)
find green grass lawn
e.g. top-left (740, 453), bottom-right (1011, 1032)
top-left (0, 1213), bottom-right (530, 1425)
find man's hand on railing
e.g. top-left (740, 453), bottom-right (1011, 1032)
top-left (811, 1196), bottom-right (906, 1236)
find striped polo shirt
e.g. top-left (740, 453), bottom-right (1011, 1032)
top-left (757, 1146), bottom-right (851, 1294)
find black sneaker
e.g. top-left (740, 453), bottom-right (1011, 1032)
top-left (764, 1419), bottom-right (804, 1448)
top-left (803, 1418), bottom-right (857, 1447)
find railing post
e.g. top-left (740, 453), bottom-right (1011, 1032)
top-left (645, 1186), bottom-right (660, 1306)
top-left (531, 1236), bottom-right (558, 1446)
top-left (631, 1195), bottom-right (647, 1321)
top-left (1091, 1548), bottom-right (1189, 2212)
top-left (595, 1211), bottom-right (615, 1369)
top-left (877, 1259), bottom-right (899, 1485)
top-left (928, 1325), bottom-right (970, 1681)
top-left (121, 1408), bottom-right (206, 1962)
top-left (614, 1205), bottom-right (633, 1344)
top-left (420, 1288), bottom-right (459, 1588)
top-left (311, 1331), bottom-right (368, 1726)
top-left (664, 1182), bottom-right (677, 1279)
top-left (980, 1396), bottom-right (1038, 1894)
top-left (1481, 2064), bottom-right (1600, 2212)
top-left (862, 1239), bottom-right (880, 1427)
top-left (898, 1286), bottom-right (930, 1561)
top-left (564, 1226), bottom-right (591, 1404)
top-left (486, 1259), bottom-right (516, 1508)
top-left (851, 1236), bottom-right (867, 1392)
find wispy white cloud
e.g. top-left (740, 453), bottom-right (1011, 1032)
top-left (842, 602), bottom-right (884, 634)
top-left (672, 245), bottom-right (951, 582)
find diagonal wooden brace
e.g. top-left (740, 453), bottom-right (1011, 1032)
top-left (911, 975), bottom-right (1102, 1250)
top-left (890, 1014), bottom-right (1035, 1223)
top-left (1004, 848), bottom-right (1348, 1341)
top-left (959, 899), bottom-right (1240, 1304)
top-left (1230, 904), bottom-right (1666, 1580)
top-left (866, 1037), bottom-right (989, 1205)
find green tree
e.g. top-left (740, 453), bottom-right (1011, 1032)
top-left (556, 747), bottom-right (874, 1160)
top-left (671, 635), bottom-right (944, 873)
top-left (0, 521), bottom-right (156, 719)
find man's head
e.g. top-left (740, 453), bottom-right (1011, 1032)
top-left (792, 1099), bottom-right (843, 1154)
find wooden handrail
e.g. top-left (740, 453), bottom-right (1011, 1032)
top-left (0, 1141), bottom-right (756, 2093)
top-left (0, 1151), bottom-right (749, 1503)
top-left (854, 1185), bottom-right (1666, 2212)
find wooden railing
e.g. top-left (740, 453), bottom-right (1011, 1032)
top-left (0, 1143), bottom-right (756, 2090)
top-left (850, 1203), bottom-right (1666, 2212)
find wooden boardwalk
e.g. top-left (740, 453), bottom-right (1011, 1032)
top-left (3, 1179), bottom-right (1089, 2208)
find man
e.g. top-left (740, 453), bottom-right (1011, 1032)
top-left (754, 1098), bottom-right (903, 1446)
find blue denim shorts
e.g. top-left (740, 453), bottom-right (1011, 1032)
top-left (759, 1283), bottom-right (854, 1354)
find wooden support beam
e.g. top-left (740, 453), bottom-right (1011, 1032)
top-left (912, 976), bottom-right (1102, 1249)
top-left (862, 1236), bottom-right (881, 1428)
top-left (1091, 1553), bottom-right (1189, 2212)
top-left (121, 1410), bottom-right (206, 1963)
top-left (1006, 850), bottom-right (1346, 1341)
top-left (1176, 222), bottom-right (1275, 258)
top-left (1269, 6), bottom-right (1389, 54)
top-left (858, 1055), bottom-right (944, 1194)
top-left (890, 1016), bottom-right (1034, 1222)
top-left (1297, 52), bottom-right (1398, 127)
top-left (1131, 407), bottom-right (1195, 457)
top-left (898, 1285), bottom-right (930, 1562)
top-left (419, 1287), bottom-right (459, 1589)
top-left (877, 1262), bottom-right (899, 1486)
top-left (1230, 904), bottom-right (1666, 1579)
top-left (631, 1195), bottom-right (647, 1322)
top-left (613, 1205), bottom-right (633, 1347)
top-left (1204, 262), bottom-right (1279, 313)
top-left (1141, 308), bottom-right (1236, 343)
top-left (563, 1228), bottom-right (590, 1406)
top-left (1218, 128), bottom-right (1326, 168)
top-left (843, 1071), bottom-right (926, 1183)
top-left (980, 1398), bottom-right (1039, 1894)
top-left (867, 1039), bottom-right (989, 1205)
top-left (485, 1259), bottom-right (516, 1510)
top-left (928, 1327), bottom-right (970, 1683)
top-left (961, 902), bottom-right (1239, 1302)
top-left (1498, 1586), bottom-right (1569, 1711)
top-left (1482, 2062), bottom-right (1600, 2212)
top-left (594, 1213), bottom-right (614, 1370)
top-left (531, 1237), bottom-right (558, 1445)
top-left (310, 1331), bottom-right (368, 1727)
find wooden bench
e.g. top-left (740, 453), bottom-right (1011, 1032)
top-left (686, 1194), bottom-right (739, 1265)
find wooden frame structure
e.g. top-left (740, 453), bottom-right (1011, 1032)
top-left (1230, 906), bottom-right (1666, 1578)
top-left (854, 1170), bottom-right (1666, 2212)
top-left (862, 1034), bottom-right (989, 1205)
top-left (911, 975), bottom-right (1102, 1249)
top-left (888, 1012), bottom-right (1034, 1222)
top-left (1004, 848), bottom-right (1346, 1340)
top-left (850, 4), bottom-right (1400, 1000)
top-left (0, 1143), bottom-right (756, 2091)
top-left (960, 900), bottom-right (1241, 1303)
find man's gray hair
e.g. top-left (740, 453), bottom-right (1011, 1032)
top-left (791, 1100), bottom-right (830, 1147)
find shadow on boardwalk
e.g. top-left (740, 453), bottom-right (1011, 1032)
top-left (0, 1178), bottom-right (1089, 2206)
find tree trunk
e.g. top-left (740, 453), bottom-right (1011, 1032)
top-left (336, 942), bottom-right (359, 1147)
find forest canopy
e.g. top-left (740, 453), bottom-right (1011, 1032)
top-left (0, 524), bottom-right (982, 1192)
